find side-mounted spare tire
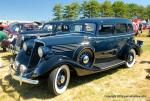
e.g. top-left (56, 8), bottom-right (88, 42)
top-left (75, 48), bottom-right (95, 68)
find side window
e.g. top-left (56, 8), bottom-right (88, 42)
top-left (98, 24), bottom-right (114, 35)
top-left (85, 23), bottom-right (95, 33)
top-left (115, 23), bottom-right (127, 33)
top-left (73, 25), bottom-right (83, 32)
top-left (62, 25), bottom-right (69, 32)
top-left (56, 25), bottom-right (62, 31)
top-left (128, 24), bottom-right (133, 33)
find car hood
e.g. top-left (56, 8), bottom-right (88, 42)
top-left (20, 30), bottom-right (52, 37)
top-left (34, 33), bottom-right (86, 46)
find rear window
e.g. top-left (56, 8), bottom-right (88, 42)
top-left (98, 24), bottom-right (114, 35)
top-left (128, 24), bottom-right (133, 33)
top-left (115, 23), bottom-right (127, 33)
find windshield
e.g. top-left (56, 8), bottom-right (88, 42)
top-left (42, 24), bottom-right (55, 31)
top-left (71, 23), bottom-right (96, 33)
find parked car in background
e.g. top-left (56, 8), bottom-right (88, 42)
top-left (10, 18), bottom-right (143, 95)
top-left (14, 20), bottom-right (73, 54)
top-left (1, 22), bottom-right (39, 51)
top-left (142, 22), bottom-right (150, 30)
top-left (0, 22), bottom-right (8, 31)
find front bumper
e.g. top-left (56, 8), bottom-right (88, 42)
top-left (9, 63), bottom-right (39, 85)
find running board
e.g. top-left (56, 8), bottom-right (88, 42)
top-left (93, 59), bottom-right (125, 71)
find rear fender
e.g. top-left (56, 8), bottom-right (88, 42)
top-left (121, 41), bottom-right (142, 60)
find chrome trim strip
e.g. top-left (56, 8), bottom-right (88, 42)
top-left (51, 49), bottom-right (65, 53)
top-left (52, 46), bottom-right (72, 51)
top-left (89, 33), bottom-right (134, 39)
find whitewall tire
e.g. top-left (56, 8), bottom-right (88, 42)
top-left (48, 65), bottom-right (70, 95)
top-left (125, 49), bottom-right (136, 68)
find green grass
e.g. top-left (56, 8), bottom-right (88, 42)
top-left (136, 37), bottom-right (150, 52)
top-left (0, 35), bottom-right (150, 101)
top-left (136, 30), bottom-right (150, 37)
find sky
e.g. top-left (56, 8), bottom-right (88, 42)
top-left (0, 0), bottom-right (150, 21)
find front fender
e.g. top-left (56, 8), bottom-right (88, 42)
top-left (33, 55), bottom-right (72, 77)
top-left (33, 55), bottom-right (99, 77)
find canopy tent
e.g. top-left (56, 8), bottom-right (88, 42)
top-left (0, 31), bottom-right (7, 41)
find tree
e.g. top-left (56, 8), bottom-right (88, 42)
top-left (112, 1), bottom-right (127, 17)
top-left (63, 2), bottom-right (80, 20)
top-left (101, 0), bottom-right (114, 17)
top-left (145, 5), bottom-right (150, 19)
top-left (81, 0), bottom-right (101, 18)
top-left (53, 4), bottom-right (63, 21)
top-left (126, 3), bottom-right (140, 18)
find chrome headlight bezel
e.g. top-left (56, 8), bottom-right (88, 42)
top-left (38, 46), bottom-right (51, 58)
top-left (21, 36), bottom-right (25, 41)
top-left (38, 47), bottom-right (44, 58)
top-left (23, 42), bottom-right (27, 52)
top-left (20, 64), bottom-right (27, 74)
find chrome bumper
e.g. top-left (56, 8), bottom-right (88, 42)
top-left (9, 64), bottom-right (39, 85)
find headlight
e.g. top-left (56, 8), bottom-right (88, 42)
top-left (23, 42), bottom-right (27, 51)
top-left (20, 65), bottom-right (27, 74)
top-left (38, 46), bottom-right (51, 58)
top-left (38, 47), bottom-right (43, 58)
top-left (21, 36), bottom-right (25, 41)
top-left (15, 61), bottom-right (19, 67)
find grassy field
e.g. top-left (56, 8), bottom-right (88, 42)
top-left (0, 31), bottom-right (150, 101)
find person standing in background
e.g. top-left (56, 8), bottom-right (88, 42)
top-left (139, 23), bottom-right (143, 33)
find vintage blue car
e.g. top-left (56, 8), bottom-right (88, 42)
top-left (13, 20), bottom-right (73, 54)
top-left (9, 18), bottom-right (143, 95)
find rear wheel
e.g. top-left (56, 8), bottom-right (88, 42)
top-left (48, 65), bottom-right (70, 95)
top-left (125, 49), bottom-right (136, 68)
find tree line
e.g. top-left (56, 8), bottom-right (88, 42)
top-left (53, 0), bottom-right (150, 21)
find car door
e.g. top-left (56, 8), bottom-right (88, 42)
top-left (114, 23), bottom-right (132, 57)
top-left (94, 24), bottom-right (118, 61)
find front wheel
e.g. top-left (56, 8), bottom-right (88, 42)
top-left (48, 65), bottom-right (70, 95)
top-left (125, 49), bottom-right (136, 68)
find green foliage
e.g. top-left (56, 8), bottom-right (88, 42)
top-left (63, 2), bottom-right (80, 20)
top-left (81, 0), bottom-right (101, 18)
top-left (112, 1), bottom-right (127, 17)
top-left (145, 5), bottom-right (150, 19)
top-left (101, 0), bottom-right (114, 17)
top-left (53, 3), bottom-right (63, 21)
top-left (52, 0), bottom-right (150, 20)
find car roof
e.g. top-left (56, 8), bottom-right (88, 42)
top-left (75, 17), bottom-right (132, 24)
top-left (44, 20), bottom-right (74, 25)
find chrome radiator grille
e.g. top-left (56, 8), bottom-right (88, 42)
top-left (28, 42), bottom-right (44, 68)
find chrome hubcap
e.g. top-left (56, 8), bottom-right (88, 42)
top-left (129, 55), bottom-right (133, 62)
top-left (60, 75), bottom-right (65, 84)
top-left (83, 55), bottom-right (89, 64)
